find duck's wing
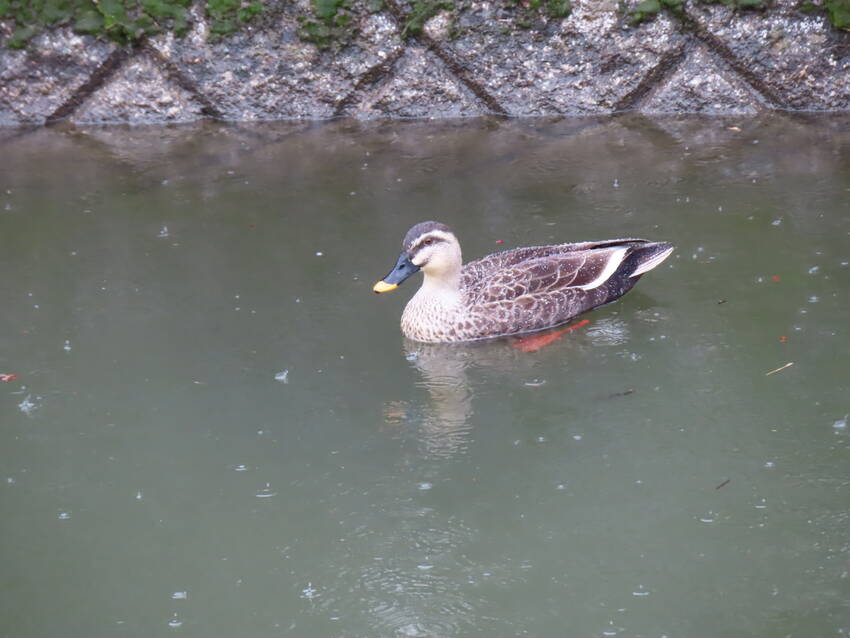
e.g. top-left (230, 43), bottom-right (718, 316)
top-left (463, 238), bottom-right (652, 283)
top-left (464, 243), bottom-right (642, 304)
top-left (459, 240), bottom-right (673, 338)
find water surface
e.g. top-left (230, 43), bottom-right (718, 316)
top-left (1, 114), bottom-right (849, 637)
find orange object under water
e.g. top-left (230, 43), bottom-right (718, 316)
top-left (512, 319), bottom-right (590, 352)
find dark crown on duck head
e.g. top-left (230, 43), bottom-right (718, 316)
top-left (403, 221), bottom-right (453, 252)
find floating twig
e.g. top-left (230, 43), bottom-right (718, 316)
top-left (765, 362), bottom-right (794, 376)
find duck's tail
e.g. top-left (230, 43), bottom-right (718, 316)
top-left (628, 242), bottom-right (674, 278)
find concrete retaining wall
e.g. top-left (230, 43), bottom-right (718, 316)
top-left (1, 0), bottom-right (848, 126)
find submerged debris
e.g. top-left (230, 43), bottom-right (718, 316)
top-left (604, 388), bottom-right (636, 400)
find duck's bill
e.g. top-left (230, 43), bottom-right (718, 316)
top-left (373, 252), bottom-right (420, 293)
top-left (373, 280), bottom-right (398, 293)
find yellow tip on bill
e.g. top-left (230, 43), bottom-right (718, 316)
top-left (373, 280), bottom-right (398, 293)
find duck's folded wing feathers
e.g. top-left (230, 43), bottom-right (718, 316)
top-left (462, 239), bottom-right (650, 288)
top-left (467, 246), bottom-right (631, 304)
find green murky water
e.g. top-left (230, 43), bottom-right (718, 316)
top-left (2, 115), bottom-right (849, 638)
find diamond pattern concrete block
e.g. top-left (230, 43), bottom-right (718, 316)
top-left (642, 45), bottom-right (760, 114)
top-left (434, 1), bottom-right (687, 116)
top-left (72, 52), bottom-right (207, 124)
top-left (352, 47), bottom-right (487, 118)
top-left (689, 5), bottom-right (850, 110)
top-left (0, 28), bottom-right (115, 126)
top-left (148, 4), bottom-right (404, 120)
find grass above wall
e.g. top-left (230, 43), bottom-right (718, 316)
top-left (0, 0), bottom-right (846, 51)
top-left (0, 0), bottom-right (262, 48)
top-left (627, 0), bottom-right (849, 29)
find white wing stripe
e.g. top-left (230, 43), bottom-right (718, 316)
top-left (575, 247), bottom-right (629, 291)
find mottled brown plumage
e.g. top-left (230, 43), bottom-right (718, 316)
top-left (374, 222), bottom-right (674, 343)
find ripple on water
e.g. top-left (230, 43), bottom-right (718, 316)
top-left (632, 584), bottom-right (651, 597)
top-left (587, 318), bottom-right (630, 346)
top-left (340, 508), bottom-right (529, 637)
top-left (18, 395), bottom-right (41, 416)
top-left (634, 309), bottom-right (669, 324)
top-left (601, 621), bottom-right (624, 636)
top-left (255, 483), bottom-right (277, 498)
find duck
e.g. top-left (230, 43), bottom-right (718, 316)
top-left (373, 221), bottom-right (674, 343)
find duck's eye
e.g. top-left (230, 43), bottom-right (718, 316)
top-left (423, 238), bottom-right (433, 246)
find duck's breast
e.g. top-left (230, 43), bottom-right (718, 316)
top-left (401, 288), bottom-right (468, 342)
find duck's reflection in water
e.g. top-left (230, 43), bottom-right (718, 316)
top-left (387, 316), bottom-right (630, 458)
top-left (403, 339), bottom-right (477, 458)
top-left (361, 323), bottom-right (614, 635)
top-left (398, 337), bottom-right (537, 458)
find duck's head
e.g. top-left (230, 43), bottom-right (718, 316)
top-left (374, 221), bottom-right (462, 293)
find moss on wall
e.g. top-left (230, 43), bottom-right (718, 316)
top-left (0, 0), bottom-right (262, 48)
top-left (626, 0), bottom-right (849, 30)
top-left (0, 0), bottom-right (845, 52)
top-left (804, 0), bottom-right (850, 29)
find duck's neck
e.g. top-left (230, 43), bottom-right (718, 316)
top-left (410, 271), bottom-right (463, 315)
top-left (420, 268), bottom-right (462, 296)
